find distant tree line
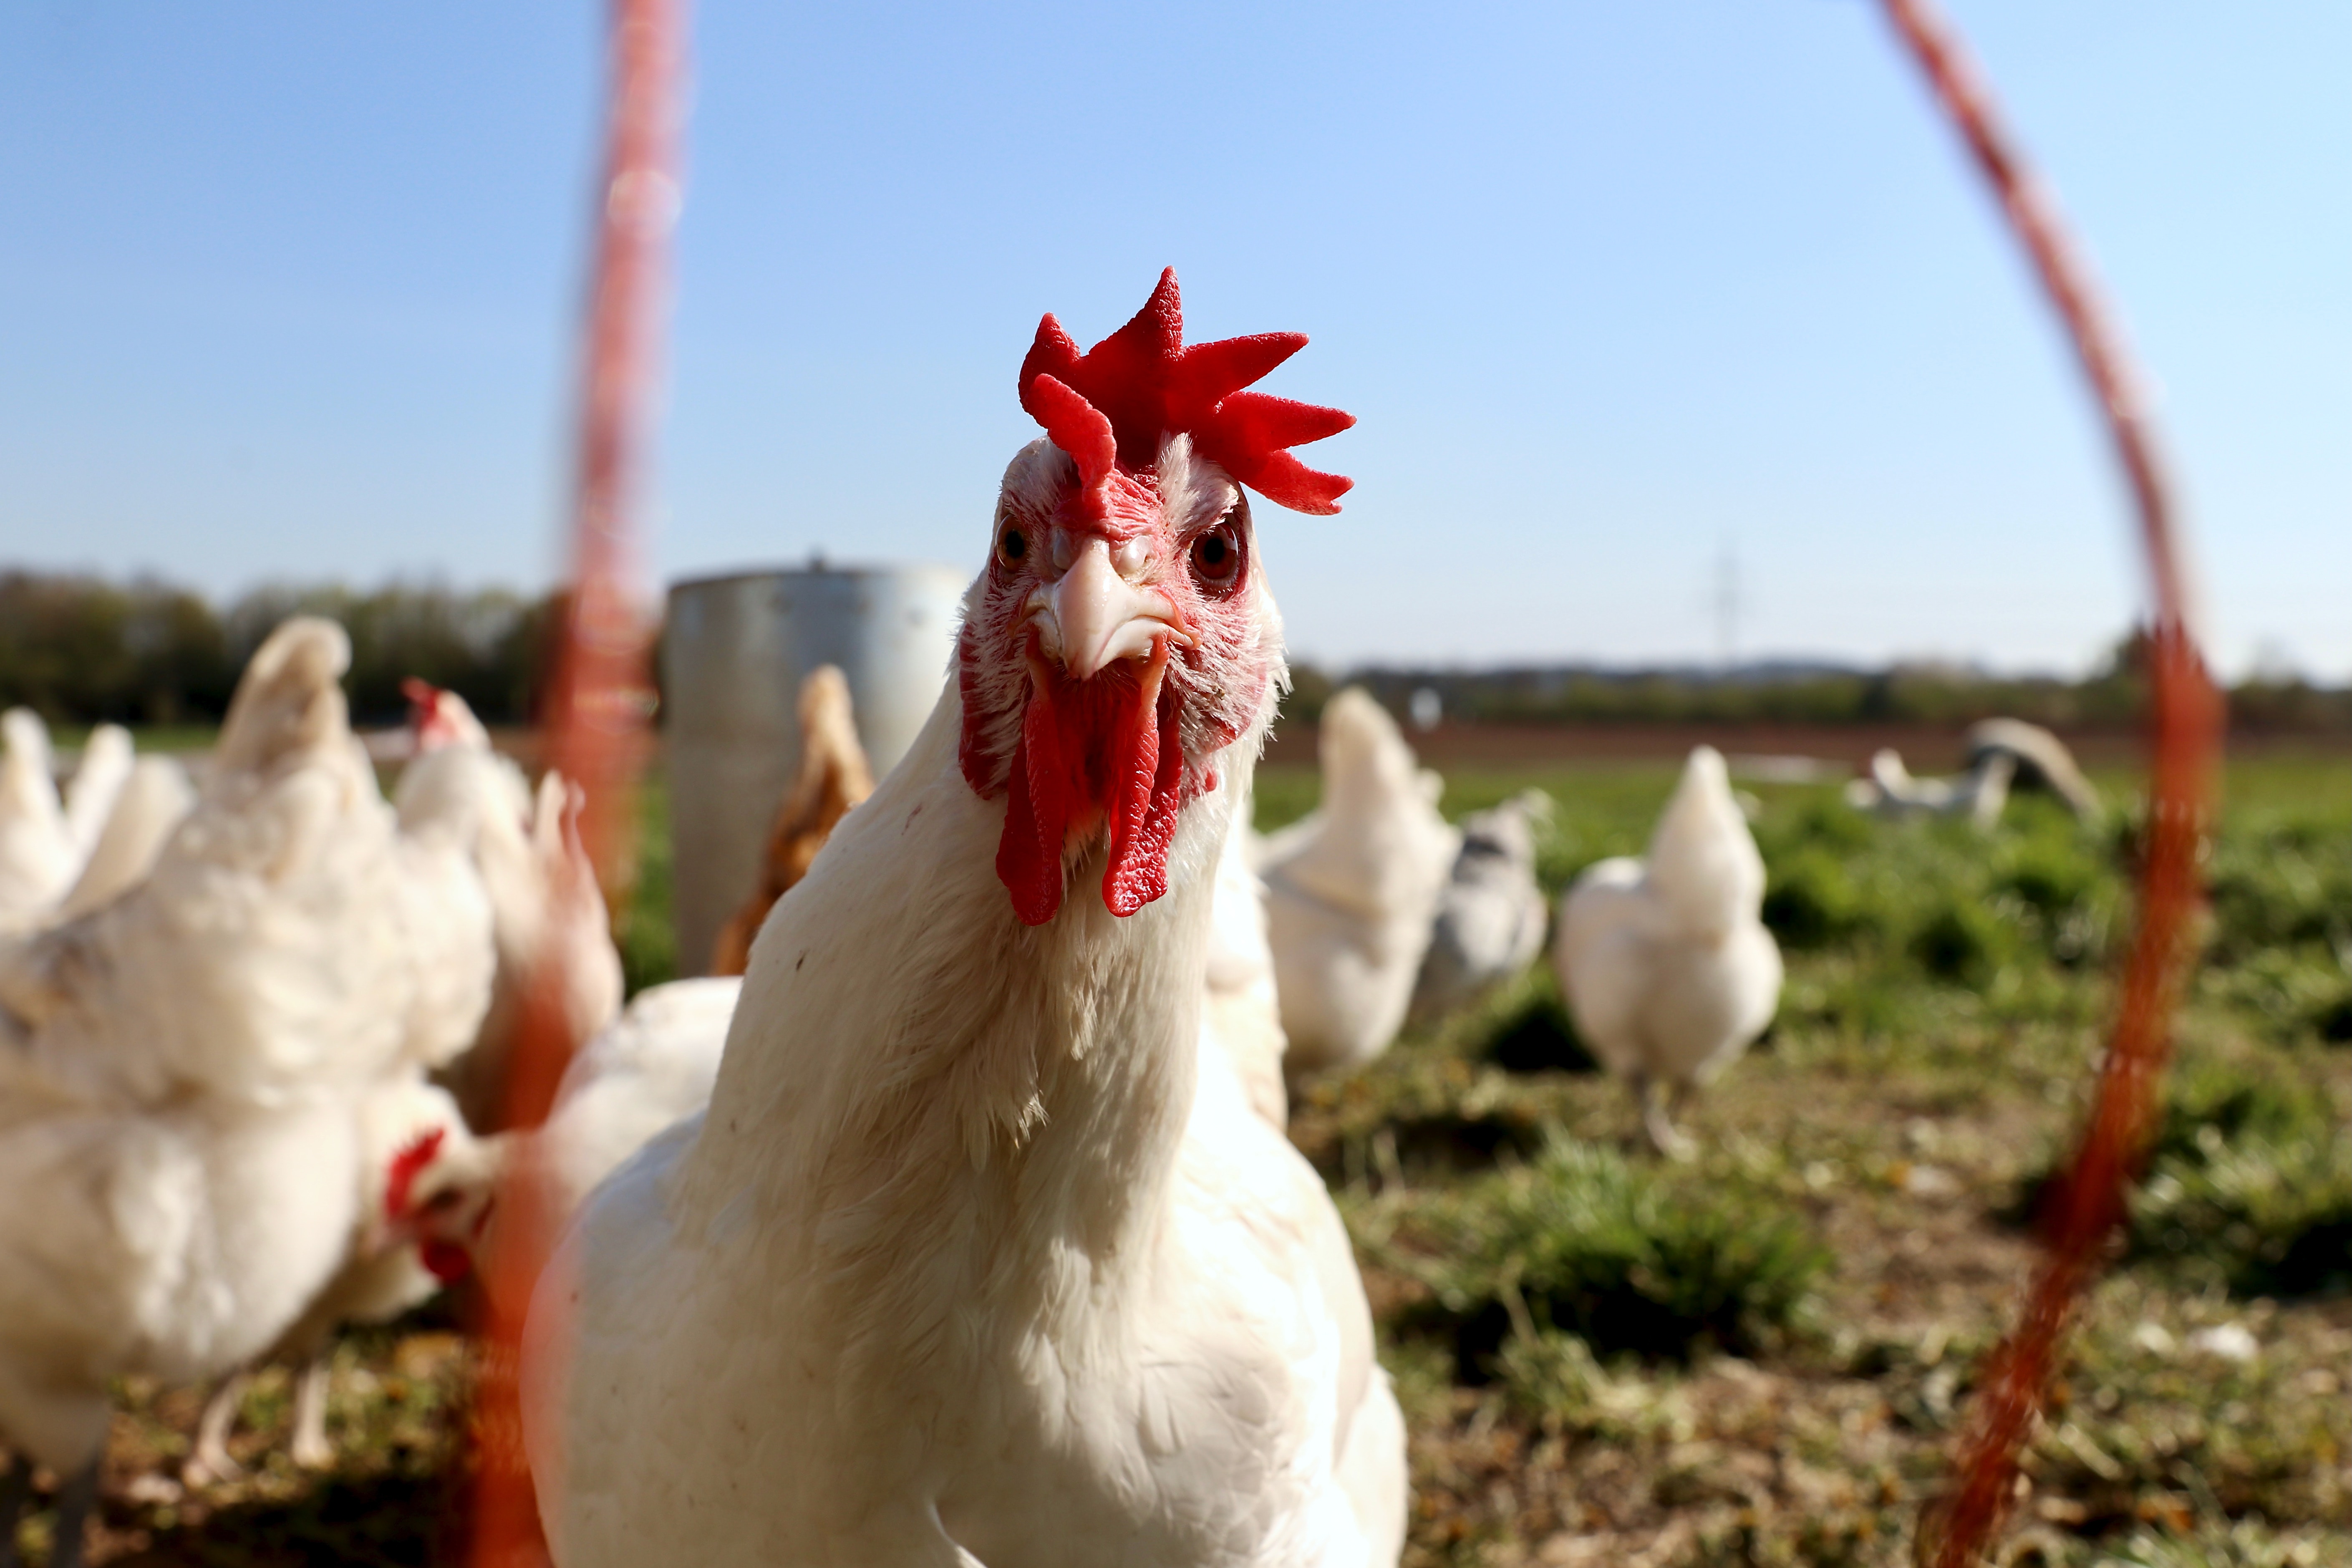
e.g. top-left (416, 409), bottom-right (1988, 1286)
top-left (1288, 632), bottom-right (2351, 735)
top-left (3, 570), bottom-right (2343, 737)
top-left (0, 571), bottom-right (556, 726)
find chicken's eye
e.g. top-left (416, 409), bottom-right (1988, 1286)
top-left (1188, 521), bottom-right (1243, 594)
top-left (995, 524), bottom-right (1027, 568)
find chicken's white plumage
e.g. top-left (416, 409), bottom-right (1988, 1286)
top-left (536, 976), bottom-right (739, 1229)
top-left (524, 407), bottom-right (1402, 1565)
top-left (1259, 688), bottom-right (1457, 1078)
top-left (179, 1074), bottom-right (477, 1482)
top-left (0, 617), bottom-right (494, 1532)
top-left (0, 708), bottom-right (78, 931)
top-left (394, 706), bottom-right (623, 1130)
top-left (1553, 746), bottom-right (1782, 1157)
top-left (1202, 791), bottom-right (1289, 1127)
top-left (1409, 790), bottom-right (1550, 1026)
top-left (53, 755), bottom-right (197, 924)
top-left (382, 976), bottom-right (743, 1314)
top-left (60, 724), bottom-right (135, 864)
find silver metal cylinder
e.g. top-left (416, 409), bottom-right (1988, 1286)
top-left (662, 561), bottom-right (969, 976)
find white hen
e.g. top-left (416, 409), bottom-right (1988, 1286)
top-left (0, 709), bottom-right (77, 932)
top-left (52, 755), bottom-right (197, 924)
top-left (183, 1076), bottom-right (476, 1484)
top-left (393, 683), bottom-right (624, 1131)
top-left (392, 976), bottom-right (743, 1286)
top-left (1409, 789), bottom-right (1551, 1027)
top-left (0, 618), bottom-right (493, 1568)
top-left (59, 725), bottom-right (134, 866)
top-left (1259, 686), bottom-right (1459, 1079)
top-left (520, 273), bottom-right (1403, 1567)
top-left (1552, 746), bottom-right (1782, 1159)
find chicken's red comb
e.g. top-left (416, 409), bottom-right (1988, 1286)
top-left (385, 1127), bottom-right (447, 1221)
top-left (1019, 268), bottom-right (1356, 516)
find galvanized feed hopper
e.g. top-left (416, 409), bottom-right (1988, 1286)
top-left (663, 562), bottom-right (967, 976)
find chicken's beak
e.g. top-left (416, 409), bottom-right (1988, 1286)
top-left (1035, 537), bottom-right (1187, 681)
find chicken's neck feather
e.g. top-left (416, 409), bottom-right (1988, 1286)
top-left (681, 675), bottom-right (1255, 1354)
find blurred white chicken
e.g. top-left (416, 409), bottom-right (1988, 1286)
top-left (391, 976), bottom-right (742, 1288)
top-left (0, 709), bottom-right (78, 932)
top-left (183, 1077), bottom-right (477, 1485)
top-left (1845, 718), bottom-right (2100, 830)
top-left (1259, 686), bottom-right (1459, 1079)
top-left (52, 754), bottom-right (198, 924)
top-left (59, 725), bottom-right (134, 865)
top-left (1843, 746), bottom-right (2015, 829)
top-left (1409, 789), bottom-right (1552, 1027)
top-left (0, 618), bottom-right (494, 1568)
top-left (1553, 746), bottom-right (1782, 1160)
top-left (393, 682), bottom-right (623, 1131)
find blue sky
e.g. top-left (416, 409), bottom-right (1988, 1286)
top-left (2, 3), bottom-right (2344, 677)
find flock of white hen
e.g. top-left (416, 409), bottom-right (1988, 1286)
top-left (0, 632), bottom-right (1777, 1568)
top-left (0, 319), bottom-right (1786, 1568)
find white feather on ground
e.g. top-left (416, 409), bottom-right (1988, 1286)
top-left (1409, 789), bottom-right (1551, 1027)
top-left (1553, 745), bottom-right (1782, 1160)
top-left (1259, 686), bottom-right (1459, 1079)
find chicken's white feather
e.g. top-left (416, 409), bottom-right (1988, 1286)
top-left (0, 618), bottom-right (496, 1491)
top-left (526, 458), bottom-right (1401, 1564)
top-left (1553, 746), bottom-right (1782, 1156)
top-left (1259, 688), bottom-right (1457, 1077)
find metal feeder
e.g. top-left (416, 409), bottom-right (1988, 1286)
top-left (662, 560), bottom-right (967, 975)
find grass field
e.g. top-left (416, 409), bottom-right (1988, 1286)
top-left (21, 746), bottom-right (2352, 1566)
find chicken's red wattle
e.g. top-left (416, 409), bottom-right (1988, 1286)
top-left (996, 644), bottom-right (1185, 926)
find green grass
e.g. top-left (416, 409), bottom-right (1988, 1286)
top-left (611, 770), bottom-right (676, 997)
top-left (1399, 1136), bottom-right (1830, 1373)
top-left (1271, 748), bottom-right (2352, 1565)
top-left (43, 741), bottom-right (2352, 1566)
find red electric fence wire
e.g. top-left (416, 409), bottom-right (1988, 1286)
top-left (468, 1), bottom-right (686, 1563)
top-left (1873, 2), bottom-right (2222, 1563)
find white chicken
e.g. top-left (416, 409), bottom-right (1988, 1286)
top-left (0, 618), bottom-right (493, 1568)
top-left (52, 755), bottom-right (197, 924)
top-left (187, 981), bottom-right (735, 1482)
top-left (1259, 686), bottom-right (1459, 1079)
top-left (393, 682), bottom-right (624, 1131)
top-left (1409, 789), bottom-right (1551, 1027)
top-left (0, 709), bottom-right (78, 932)
top-left (1201, 785), bottom-right (1290, 1127)
top-left (183, 1076), bottom-right (477, 1485)
top-left (59, 725), bottom-right (134, 867)
top-left (521, 272), bottom-right (1404, 1566)
top-left (391, 976), bottom-right (743, 1287)
top-left (1552, 745), bottom-right (1782, 1160)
